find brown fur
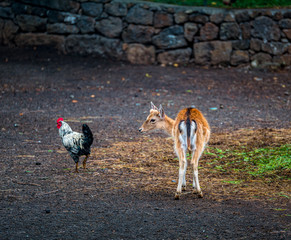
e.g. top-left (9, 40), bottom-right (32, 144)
top-left (139, 103), bottom-right (210, 199)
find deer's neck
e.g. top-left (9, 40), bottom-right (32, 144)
top-left (162, 115), bottom-right (175, 136)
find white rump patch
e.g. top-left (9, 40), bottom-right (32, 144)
top-left (178, 121), bottom-right (187, 151)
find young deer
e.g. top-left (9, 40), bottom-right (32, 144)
top-left (139, 102), bottom-right (210, 199)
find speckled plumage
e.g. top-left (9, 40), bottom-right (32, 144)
top-left (58, 120), bottom-right (93, 172)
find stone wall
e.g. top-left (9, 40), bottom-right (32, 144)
top-left (1, 0), bottom-right (291, 67)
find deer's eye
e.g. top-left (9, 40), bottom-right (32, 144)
top-left (150, 119), bottom-right (156, 123)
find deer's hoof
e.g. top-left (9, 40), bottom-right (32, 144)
top-left (174, 193), bottom-right (180, 200)
top-left (198, 192), bottom-right (203, 198)
top-left (182, 186), bottom-right (186, 191)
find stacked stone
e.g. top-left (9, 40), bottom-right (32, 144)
top-left (0, 0), bottom-right (290, 67)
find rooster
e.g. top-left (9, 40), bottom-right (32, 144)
top-left (57, 118), bottom-right (94, 172)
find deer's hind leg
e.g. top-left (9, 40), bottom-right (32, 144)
top-left (174, 133), bottom-right (188, 200)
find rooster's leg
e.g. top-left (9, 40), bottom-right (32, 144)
top-left (83, 155), bottom-right (89, 169)
top-left (75, 162), bottom-right (79, 173)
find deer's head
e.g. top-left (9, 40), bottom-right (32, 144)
top-left (139, 102), bottom-right (165, 133)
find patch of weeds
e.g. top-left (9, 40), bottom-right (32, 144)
top-left (222, 180), bottom-right (243, 185)
top-left (206, 144), bottom-right (291, 179)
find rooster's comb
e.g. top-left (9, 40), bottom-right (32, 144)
top-left (57, 117), bottom-right (64, 123)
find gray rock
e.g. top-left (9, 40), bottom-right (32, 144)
top-left (157, 48), bottom-right (192, 65)
top-left (210, 13), bottom-right (224, 24)
top-left (3, 20), bottom-right (19, 45)
top-left (122, 24), bottom-right (155, 43)
top-left (174, 11), bottom-right (188, 24)
top-left (232, 40), bottom-right (250, 50)
top-left (77, 16), bottom-right (95, 33)
top-left (235, 10), bottom-right (250, 22)
top-left (194, 41), bottom-right (232, 65)
top-left (251, 52), bottom-right (272, 67)
top-left (250, 38), bottom-right (262, 51)
top-left (81, 2), bottom-right (103, 18)
top-left (16, 15), bottom-right (46, 32)
top-left (184, 22), bottom-right (198, 42)
top-left (240, 22), bottom-right (251, 39)
top-left (230, 50), bottom-right (249, 65)
top-left (154, 11), bottom-right (173, 28)
top-left (126, 43), bottom-right (155, 64)
top-left (251, 16), bottom-right (280, 41)
top-left (47, 10), bottom-right (80, 24)
top-left (189, 13), bottom-right (208, 24)
top-left (220, 22), bottom-right (240, 40)
top-left (16, 0), bottom-right (78, 12)
top-left (200, 22), bottom-right (218, 41)
top-left (15, 33), bottom-right (65, 51)
top-left (152, 25), bottom-right (187, 49)
top-left (261, 42), bottom-right (289, 55)
top-left (273, 54), bottom-right (291, 66)
top-left (66, 34), bottom-right (123, 59)
top-left (47, 23), bottom-right (79, 34)
top-left (105, 2), bottom-right (127, 17)
top-left (279, 19), bottom-right (291, 29)
top-left (283, 29), bottom-right (291, 40)
top-left (0, 7), bottom-right (13, 18)
top-left (126, 5), bottom-right (153, 25)
top-left (96, 17), bottom-right (122, 38)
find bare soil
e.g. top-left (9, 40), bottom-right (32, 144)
top-left (0, 46), bottom-right (290, 239)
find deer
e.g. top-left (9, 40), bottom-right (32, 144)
top-left (139, 102), bottom-right (210, 200)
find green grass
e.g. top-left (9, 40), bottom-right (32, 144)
top-left (205, 144), bottom-right (291, 179)
top-left (145, 0), bottom-right (291, 8)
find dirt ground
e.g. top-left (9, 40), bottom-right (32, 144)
top-left (0, 46), bottom-right (290, 239)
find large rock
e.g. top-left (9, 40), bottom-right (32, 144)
top-left (189, 13), bottom-right (208, 24)
top-left (240, 22), bottom-right (251, 39)
top-left (235, 10), bottom-right (250, 22)
top-left (16, 0), bottom-right (78, 12)
top-left (230, 50), bottom-right (249, 66)
top-left (81, 2), bottom-right (103, 18)
top-left (250, 38), bottom-right (262, 51)
top-left (194, 41), bottom-right (232, 65)
top-left (157, 48), bottom-right (192, 65)
top-left (251, 16), bottom-right (280, 41)
top-left (126, 43), bottom-right (155, 64)
top-left (0, 7), bottom-right (13, 18)
top-left (96, 17), bottom-right (122, 38)
top-left (251, 53), bottom-right (272, 67)
top-left (47, 23), bottom-right (79, 34)
top-left (15, 33), bottom-right (65, 51)
top-left (105, 2), bottom-right (127, 17)
top-left (77, 16), bottom-right (95, 33)
top-left (184, 22), bottom-right (198, 42)
top-left (220, 22), bottom-right (240, 40)
top-left (232, 40), bottom-right (249, 50)
top-left (122, 24), bottom-right (155, 43)
top-left (174, 11), bottom-right (188, 24)
top-left (261, 42), bottom-right (289, 55)
top-left (200, 22), bottom-right (218, 41)
top-left (12, 3), bottom-right (47, 17)
top-left (154, 12), bottom-right (173, 28)
top-left (47, 10), bottom-right (80, 24)
top-left (3, 20), bottom-right (19, 45)
top-left (126, 5), bottom-right (153, 25)
top-left (66, 34), bottom-right (123, 59)
top-left (152, 25), bottom-right (187, 49)
top-left (279, 19), bottom-right (291, 29)
top-left (16, 14), bottom-right (47, 32)
top-left (210, 13), bottom-right (224, 24)
top-left (283, 29), bottom-right (291, 40)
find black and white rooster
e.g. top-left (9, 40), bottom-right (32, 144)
top-left (57, 118), bottom-right (94, 172)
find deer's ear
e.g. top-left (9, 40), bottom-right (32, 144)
top-left (151, 102), bottom-right (158, 110)
top-left (159, 104), bottom-right (164, 119)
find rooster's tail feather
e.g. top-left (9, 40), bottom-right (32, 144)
top-left (82, 124), bottom-right (94, 146)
